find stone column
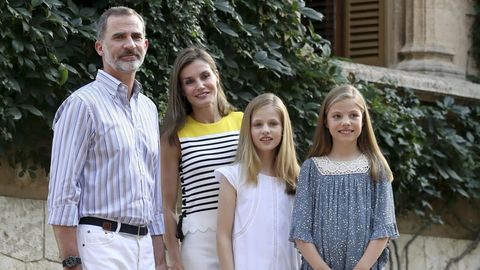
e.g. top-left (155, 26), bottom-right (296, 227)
top-left (396, 0), bottom-right (464, 78)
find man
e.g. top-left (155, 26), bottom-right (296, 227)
top-left (47, 6), bottom-right (167, 270)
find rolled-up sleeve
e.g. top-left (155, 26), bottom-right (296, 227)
top-left (149, 125), bottom-right (165, 235)
top-left (48, 95), bottom-right (92, 226)
top-left (290, 158), bottom-right (316, 243)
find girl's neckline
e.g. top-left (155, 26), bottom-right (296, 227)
top-left (314, 154), bottom-right (369, 175)
top-left (258, 171), bottom-right (276, 178)
top-left (325, 153), bottom-right (364, 162)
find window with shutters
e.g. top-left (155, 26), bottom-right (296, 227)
top-left (305, 0), bottom-right (385, 67)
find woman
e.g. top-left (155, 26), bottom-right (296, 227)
top-left (161, 46), bottom-right (243, 270)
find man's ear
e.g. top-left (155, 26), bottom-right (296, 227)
top-left (95, 40), bottom-right (104, 56)
top-left (144, 38), bottom-right (149, 51)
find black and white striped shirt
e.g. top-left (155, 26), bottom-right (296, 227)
top-left (178, 112), bottom-right (242, 230)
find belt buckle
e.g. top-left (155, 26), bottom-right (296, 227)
top-left (102, 221), bottom-right (113, 231)
top-left (137, 225), bottom-right (147, 236)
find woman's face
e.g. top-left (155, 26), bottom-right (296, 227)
top-left (179, 59), bottom-right (218, 111)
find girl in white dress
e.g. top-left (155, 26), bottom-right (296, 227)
top-left (216, 93), bottom-right (301, 270)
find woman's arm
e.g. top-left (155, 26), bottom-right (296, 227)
top-left (295, 240), bottom-right (331, 270)
top-left (353, 237), bottom-right (389, 270)
top-left (160, 136), bottom-right (183, 270)
top-left (216, 176), bottom-right (237, 270)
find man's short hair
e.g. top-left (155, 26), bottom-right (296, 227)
top-left (96, 6), bottom-right (145, 41)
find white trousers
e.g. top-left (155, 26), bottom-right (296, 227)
top-left (181, 228), bottom-right (219, 270)
top-left (77, 224), bottom-right (154, 270)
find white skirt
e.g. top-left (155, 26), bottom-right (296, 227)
top-left (181, 228), bottom-right (218, 270)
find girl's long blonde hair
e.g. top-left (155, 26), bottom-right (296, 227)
top-left (236, 93), bottom-right (300, 194)
top-left (309, 85), bottom-right (393, 182)
top-left (161, 46), bottom-right (235, 145)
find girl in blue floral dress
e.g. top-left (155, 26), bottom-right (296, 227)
top-left (290, 85), bottom-right (399, 270)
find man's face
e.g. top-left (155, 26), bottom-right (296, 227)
top-left (95, 14), bottom-right (148, 76)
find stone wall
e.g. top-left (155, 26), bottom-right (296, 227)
top-left (0, 196), bottom-right (58, 269)
top-left (388, 233), bottom-right (480, 270)
top-left (0, 195), bottom-right (479, 269)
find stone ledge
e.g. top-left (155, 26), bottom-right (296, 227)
top-left (337, 60), bottom-right (480, 101)
top-left (0, 161), bottom-right (48, 200)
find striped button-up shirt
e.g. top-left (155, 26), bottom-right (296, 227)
top-left (48, 70), bottom-right (164, 235)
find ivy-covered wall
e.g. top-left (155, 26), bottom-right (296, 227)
top-left (0, 0), bottom-right (479, 228)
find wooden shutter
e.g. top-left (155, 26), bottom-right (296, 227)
top-left (345, 0), bottom-right (385, 66)
top-left (305, 1), bottom-right (339, 54)
top-left (305, 0), bottom-right (385, 67)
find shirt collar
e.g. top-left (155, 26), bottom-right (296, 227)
top-left (96, 70), bottom-right (143, 101)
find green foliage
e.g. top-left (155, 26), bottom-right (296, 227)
top-left (0, 0), bottom-right (479, 223)
top-left (0, 0), bottom-right (99, 171)
top-left (356, 81), bottom-right (480, 219)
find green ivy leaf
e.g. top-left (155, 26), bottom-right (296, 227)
top-left (300, 7), bottom-right (324, 21)
top-left (446, 168), bottom-right (462, 181)
top-left (16, 8), bottom-right (32, 20)
top-left (466, 132), bottom-right (474, 142)
top-left (44, 0), bottom-right (63, 8)
top-left (20, 105), bottom-right (44, 118)
top-left (216, 22), bottom-right (239, 37)
top-left (380, 133), bottom-right (394, 147)
top-left (437, 167), bottom-right (449, 179)
top-left (31, 0), bottom-right (44, 8)
top-left (244, 24), bottom-right (262, 37)
top-left (67, 0), bottom-right (79, 14)
top-left (12, 40), bottom-right (24, 53)
top-left (79, 8), bottom-right (95, 17)
top-left (214, 0), bottom-right (235, 14)
top-left (224, 57), bottom-right (239, 69)
top-left (6, 78), bottom-right (21, 92)
top-left (58, 64), bottom-right (68, 86)
top-left (25, 58), bottom-right (35, 70)
top-left (6, 107), bottom-right (22, 120)
top-left (254, 50), bottom-right (268, 61)
top-left (321, 44), bottom-right (331, 57)
top-left (443, 96), bottom-right (454, 107)
top-left (456, 187), bottom-right (470, 198)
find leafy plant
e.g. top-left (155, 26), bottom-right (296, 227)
top-left (354, 80), bottom-right (480, 219)
top-left (0, 0), bottom-right (99, 173)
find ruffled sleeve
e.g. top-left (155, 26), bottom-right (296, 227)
top-left (289, 158), bottom-right (316, 243)
top-left (370, 178), bottom-right (399, 240)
